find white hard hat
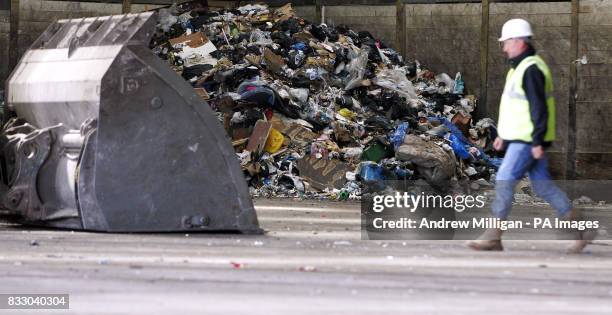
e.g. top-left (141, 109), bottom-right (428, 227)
top-left (498, 19), bottom-right (533, 42)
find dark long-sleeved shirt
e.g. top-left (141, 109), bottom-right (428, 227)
top-left (508, 45), bottom-right (551, 147)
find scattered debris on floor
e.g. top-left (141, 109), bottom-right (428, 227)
top-left (298, 265), bottom-right (317, 272)
top-left (574, 195), bottom-right (595, 205)
top-left (230, 261), bottom-right (246, 269)
top-left (150, 2), bottom-right (502, 200)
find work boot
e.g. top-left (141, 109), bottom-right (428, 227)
top-left (467, 228), bottom-right (504, 251)
top-left (562, 209), bottom-right (595, 254)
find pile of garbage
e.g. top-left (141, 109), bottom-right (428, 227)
top-left (149, 2), bottom-right (501, 200)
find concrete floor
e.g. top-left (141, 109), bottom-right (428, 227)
top-left (1, 199), bottom-right (611, 314)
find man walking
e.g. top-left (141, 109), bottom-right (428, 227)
top-left (468, 19), bottom-right (588, 253)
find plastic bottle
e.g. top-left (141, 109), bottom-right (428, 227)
top-left (453, 72), bottom-right (464, 94)
top-left (338, 190), bottom-right (350, 201)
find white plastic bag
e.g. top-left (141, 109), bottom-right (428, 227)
top-left (435, 73), bottom-right (455, 92)
top-left (249, 29), bottom-right (273, 46)
top-left (372, 69), bottom-right (417, 100)
top-left (158, 8), bottom-right (178, 33)
top-left (289, 88), bottom-right (309, 103)
top-left (344, 48), bottom-right (370, 90)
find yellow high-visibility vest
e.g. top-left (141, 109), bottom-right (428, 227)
top-left (498, 55), bottom-right (556, 143)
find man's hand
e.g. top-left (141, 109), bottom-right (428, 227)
top-left (532, 145), bottom-right (545, 159)
top-left (493, 137), bottom-right (504, 151)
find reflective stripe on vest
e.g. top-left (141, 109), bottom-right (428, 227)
top-left (497, 55), bottom-right (556, 143)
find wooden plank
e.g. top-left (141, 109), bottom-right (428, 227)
top-left (122, 0), bottom-right (132, 13)
top-left (575, 153), bottom-right (612, 180)
top-left (395, 0), bottom-right (406, 56)
top-left (315, 0), bottom-right (322, 24)
top-left (478, 0), bottom-right (489, 119)
top-left (8, 0), bottom-right (18, 73)
top-left (566, 0), bottom-right (579, 179)
top-left (546, 152), bottom-right (612, 180)
top-left (547, 151), bottom-right (567, 179)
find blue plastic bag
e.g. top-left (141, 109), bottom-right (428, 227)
top-left (428, 117), bottom-right (471, 159)
top-left (291, 42), bottom-right (307, 51)
top-left (359, 162), bottom-right (384, 182)
top-left (448, 133), bottom-right (471, 159)
top-left (390, 122), bottom-right (409, 149)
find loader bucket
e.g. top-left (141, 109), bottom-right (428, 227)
top-left (1, 12), bottom-right (261, 233)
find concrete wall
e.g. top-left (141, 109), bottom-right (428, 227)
top-left (404, 3), bottom-right (482, 101)
top-left (293, 4), bottom-right (315, 23)
top-left (575, 0), bottom-right (612, 178)
top-left (17, 0), bottom-right (118, 58)
top-left (0, 0), bottom-right (164, 87)
top-left (15, 0), bottom-right (164, 58)
top-left (323, 5), bottom-right (397, 50)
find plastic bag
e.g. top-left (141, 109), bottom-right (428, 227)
top-left (390, 122), bottom-right (409, 149)
top-left (158, 8), bottom-right (179, 33)
top-left (289, 88), bottom-right (309, 103)
top-left (447, 133), bottom-right (471, 160)
top-left (344, 48), bottom-right (370, 90)
top-left (250, 29), bottom-right (273, 46)
top-left (288, 50), bottom-right (305, 69)
top-left (237, 4), bottom-right (269, 14)
top-left (427, 117), bottom-right (472, 160)
top-left (178, 12), bottom-right (192, 24)
top-left (291, 42), bottom-right (307, 51)
top-left (337, 108), bottom-right (356, 121)
top-left (305, 68), bottom-right (325, 81)
top-left (435, 73), bottom-right (455, 92)
top-left (359, 162), bottom-right (384, 182)
top-left (265, 128), bottom-right (285, 153)
top-left (372, 69), bottom-right (417, 100)
top-left (341, 147), bottom-right (363, 159)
